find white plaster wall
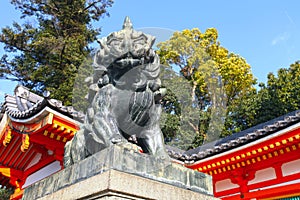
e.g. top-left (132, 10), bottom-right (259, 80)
top-left (215, 179), bottom-right (239, 192)
top-left (24, 153), bottom-right (42, 171)
top-left (251, 179), bottom-right (300, 190)
top-left (282, 159), bottom-right (300, 176)
top-left (248, 167), bottom-right (276, 185)
top-left (22, 161), bottom-right (61, 188)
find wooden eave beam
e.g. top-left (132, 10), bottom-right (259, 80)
top-left (0, 167), bottom-right (24, 181)
top-left (220, 182), bottom-right (300, 200)
top-left (211, 143), bottom-right (300, 183)
top-left (188, 128), bottom-right (300, 174)
top-left (0, 136), bottom-right (20, 165)
top-left (13, 145), bottom-right (33, 170)
top-left (24, 155), bottom-right (56, 177)
top-left (247, 182), bottom-right (300, 200)
top-left (188, 127), bottom-right (300, 171)
top-left (214, 147), bottom-right (300, 198)
top-left (29, 134), bottom-right (65, 150)
top-left (9, 116), bottom-right (53, 136)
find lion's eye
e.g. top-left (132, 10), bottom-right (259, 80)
top-left (134, 40), bottom-right (145, 49)
top-left (134, 43), bottom-right (143, 49)
top-left (108, 39), bottom-right (121, 47)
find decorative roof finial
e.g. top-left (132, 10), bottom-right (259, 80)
top-left (122, 16), bottom-right (133, 30)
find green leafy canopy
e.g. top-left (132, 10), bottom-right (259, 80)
top-left (0, 0), bottom-right (113, 105)
top-left (157, 28), bottom-right (257, 149)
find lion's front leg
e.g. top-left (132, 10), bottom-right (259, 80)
top-left (64, 127), bottom-right (89, 167)
top-left (137, 127), bottom-right (168, 159)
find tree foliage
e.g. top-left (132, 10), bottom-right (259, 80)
top-left (0, 187), bottom-right (13, 200)
top-left (235, 61), bottom-right (300, 129)
top-left (159, 65), bottom-right (197, 149)
top-left (263, 61), bottom-right (300, 115)
top-left (0, 0), bottom-right (113, 105)
top-left (157, 28), bottom-right (256, 149)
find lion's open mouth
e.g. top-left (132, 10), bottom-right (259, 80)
top-left (115, 57), bottom-right (141, 67)
top-left (112, 53), bottom-right (154, 69)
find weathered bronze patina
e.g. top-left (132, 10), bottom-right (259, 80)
top-left (64, 17), bottom-right (168, 166)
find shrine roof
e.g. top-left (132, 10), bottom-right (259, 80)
top-left (167, 109), bottom-right (300, 163)
top-left (0, 85), bottom-right (84, 122)
top-left (0, 85), bottom-right (82, 190)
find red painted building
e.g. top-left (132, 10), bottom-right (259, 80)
top-left (0, 85), bottom-right (82, 199)
top-left (168, 110), bottom-right (300, 199)
top-left (1, 85), bottom-right (300, 199)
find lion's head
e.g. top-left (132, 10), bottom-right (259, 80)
top-left (93, 17), bottom-right (161, 91)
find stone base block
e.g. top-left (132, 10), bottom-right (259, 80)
top-left (23, 144), bottom-right (218, 200)
top-left (31, 169), bottom-right (218, 200)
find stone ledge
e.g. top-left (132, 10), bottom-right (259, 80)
top-left (29, 170), bottom-right (218, 200)
top-left (23, 144), bottom-right (217, 200)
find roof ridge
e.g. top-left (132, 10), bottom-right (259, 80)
top-left (168, 109), bottom-right (300, 163)
top-left (1, 85), bottom-right (84, 122)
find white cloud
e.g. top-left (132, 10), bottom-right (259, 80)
top-left (271, 32), bottom-right (290, 46)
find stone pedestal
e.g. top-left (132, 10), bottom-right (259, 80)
top-left (23, 144), bottom-right (218, 200)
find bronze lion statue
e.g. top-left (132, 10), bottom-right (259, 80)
top-left (64, 17), bottom-right (168, 167)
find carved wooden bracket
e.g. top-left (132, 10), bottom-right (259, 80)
top-left (21, 134), bottom-right (30, 152)
top-left (3, 127), bottom-right (12, 146)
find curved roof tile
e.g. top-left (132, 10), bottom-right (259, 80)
top-left (166, 109), bottom-right (300, 162)
top-left (1, 85), bottom-right (84, 122)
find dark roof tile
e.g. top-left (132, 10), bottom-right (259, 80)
top-left (1, 85), bottom-right (84, 122)
top-left (167, 109), bottom-right (300, 162)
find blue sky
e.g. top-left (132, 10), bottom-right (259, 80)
top-left (0, 0), bottom-right (300, 102)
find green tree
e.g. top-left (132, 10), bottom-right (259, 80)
top-left (228, 61), bottom-right (300, 134)
top-left (0, 0), bottom-right (113, 105)
top-left (157, 28), bottom-right (256, 149)
top-left (72, 53), bottom-right (94, 112)
top-left (0, 187), bottom-right (13, 200)
top-left (224, 87), bottom-right (260, 133)
top-left (245, 61), bottom-right (300, 127)
top-left (159, 65), bottom-right (198, 150)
